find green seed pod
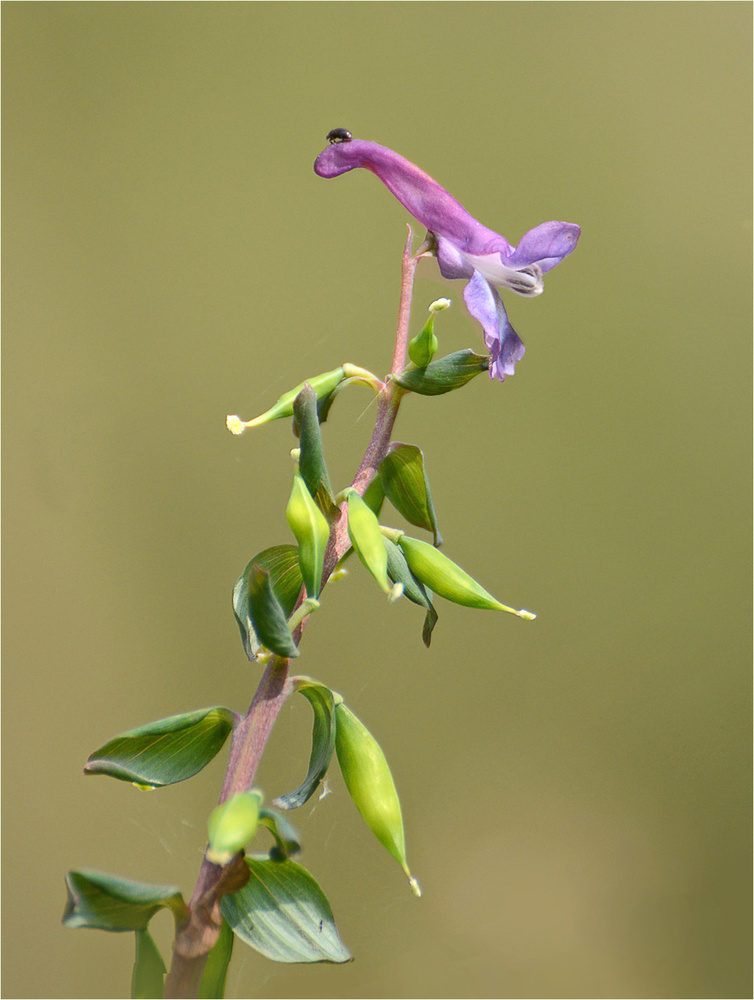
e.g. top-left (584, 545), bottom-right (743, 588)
top-left (228, 367), bottom-right (346, 431)
top-left (345, 490), bottom-right (393, 596)
top-left (286, 473), bottom-right (331, 598)
top-left (397, 533), bottom-right (536, 619)
top-left (207, 790), bottom-right (263, 866)
top-left (335, 703), bottom-right (420, 895)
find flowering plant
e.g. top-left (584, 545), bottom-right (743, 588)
top-left (64, 130), bottom-right (579, 998)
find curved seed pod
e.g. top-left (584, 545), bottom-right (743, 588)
top-left (286, 474), bottom-right (331, 598)
top-left (207, 790), bottom-right (263, 866)
top-left (397, 534), bottom-right (536, 618)
top-left (335, 703), bottom-right (420, 895)
top-left (345, 490), bottom-right (393, 596)
top-left (227, 367), bottom-right (346, 432)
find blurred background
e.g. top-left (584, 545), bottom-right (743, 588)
top-left (3, 4), bottom-right (751, 998)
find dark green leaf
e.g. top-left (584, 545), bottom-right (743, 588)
top-left (248, 562), bottom-right (299, 659)
top-left (84, 707), bottom-right (236, 787)
top-left (293, 385), bottom-right (337, 519)
top-left (197, 917), bottom-right (234, 999)
top-left (362, 474), bottom-right (385, 517)
top-left (63, 870), bottom-right (187, 932)
top-left (379, 443), bottom-right (442, 545)
top-left (220, 857), bottom-right (351, 964)
top-left (273, 678), bottom-right (336, 810)
top-left (315, 386), bottom-right (339, 425)
top-left (132, 928), bottom-right (166, 999)
top-left (259, 806), bottom-right (301, 858)
top-left (233, 546), bottom-right (303, 661)
top-left (383, 537), bottom-right (438, 647)
top-left (392, 349), bottom-right (490, 395)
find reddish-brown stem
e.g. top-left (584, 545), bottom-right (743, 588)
top-left (390, 227), bottom-right (419, 376)
top-left (164, 234), bottom-right (419, 999)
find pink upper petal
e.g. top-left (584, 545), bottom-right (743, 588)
top-left (315, 139), bottom-right (511, 256)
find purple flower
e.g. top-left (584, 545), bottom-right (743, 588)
top-left (314, 133), bottom-right (580, 382)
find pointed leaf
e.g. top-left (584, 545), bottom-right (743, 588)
top-left (198, 917), bottom-right (234, 1000)
top-left (259, 806), bottom-right (302, 859)
top-left (221, 857), bottom-right (351, 964)
top-left (392, 349), bottom-right (490, 395)
top-left (132, 928), bottom-right (166, 999)
top-left (273, 677), bottom-right (336, 810)
top-left (63, 870), bottom-right (187, 932)
top-left (233, 546), bottom-right (303, 661)
top-left (379, 443), bottom-right (442, 545)
top-left (84, 707), bottom-right (236, 787)
top-left (293, 385), bottom-right (337, 518)
top-left (248, 562), bottom-right (299, 659)
top-left (383, 537), bottom-right (438, 647)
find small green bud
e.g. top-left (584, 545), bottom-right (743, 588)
top-left (286, 473), bottom-right (331, 598)
top-left (396, 533), bottom-right (536, 618)
top-left (335, 703), bottom-right (419, 894)
top-left (345, 489), bottom-right (393, 597)
top-left (408, 314), bottom-right (439, 367)
top-left (207, 790), bottom-right (263, 866)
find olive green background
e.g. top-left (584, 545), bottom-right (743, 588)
top-left (3, 3), bottom-right (751, 998)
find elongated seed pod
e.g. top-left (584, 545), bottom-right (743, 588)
top-left (397, 534), bottom-right (535, 618)
top-left (345, 490), bottom-right (391, 595)
top-left (335, 703), bottom-right (419, 894)
top-left (286, 474), bottom-right (330, 598)
top-left (228, 367), bottom-right (346, 432)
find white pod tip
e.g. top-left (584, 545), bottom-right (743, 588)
top-left (226, 415), bottom-right (247, 435)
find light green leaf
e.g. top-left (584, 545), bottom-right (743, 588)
top-left (197, 917), bottom-right (234, 999)
top-left (273, 677), bottom-right (336, 810)
top-left (62, 870), bottom-right (187, 932)
top-left (84, 707), bottom-right (236, 787)
top-left (221, 857), bottom-right (351, 964)
top-left (379, 443), bottom-right (442, 545)
top-left (131, 928), bottom-right (166, 999)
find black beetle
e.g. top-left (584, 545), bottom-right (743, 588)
top-left (326, 128), bottom-right (353, 144)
